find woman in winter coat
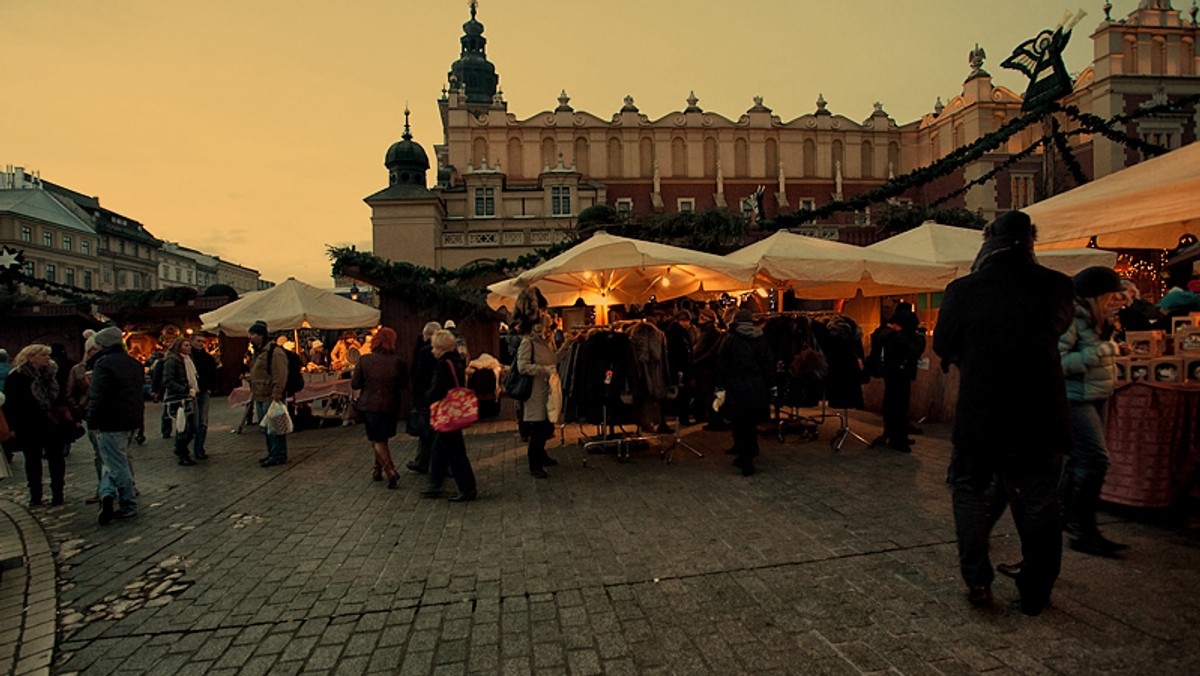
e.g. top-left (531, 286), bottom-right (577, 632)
top-left (162, 336), bottom-right (199, 465)
top-left (1059, 266), bottom-right (1129, 557)
top-left (518, 314), bottom-right (565, 478)
top-left (351, 327), bottom-right (407, 488)
top-left (422, 330), bottom-right (477, 502)
top-left (716, 309), bottom-right (774, 476)
top-left (3, 344), bottom-right (66, 506)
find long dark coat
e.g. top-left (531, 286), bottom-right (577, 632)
top-left (933, 251), bottom-right (1075, 454)
top-left (716, 324), bottom-right (774, 421)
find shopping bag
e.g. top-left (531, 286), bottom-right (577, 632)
top-left (546, 372), bottom-right (562, 424)
top-left (260, 400), bottom-right (294, 435)
top-left (174, 405), bottom-right (188, 434)
top-left (429, 363), bottom-right (478, 433)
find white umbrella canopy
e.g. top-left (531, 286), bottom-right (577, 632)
top-left (1026, 142), bottom-right (1200, 250)
top-left (199, 278), bottom-right (380, 336)
top-left (869, 221), bottom-right (1117, 279)
top-left (487, 232), bottom-right (756, 308)
top-left (725, 231), bottom-right (956, 299)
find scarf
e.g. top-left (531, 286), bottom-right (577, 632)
top-left (20, 361), bottom-right (59, 412)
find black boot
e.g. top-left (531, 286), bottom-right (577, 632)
top-left (1067, 475), bottom-right (1127, 557)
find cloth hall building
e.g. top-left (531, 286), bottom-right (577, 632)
top-left (367, 1), bottom-right (1200, 270)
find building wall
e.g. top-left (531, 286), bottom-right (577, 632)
top-left (0, 213), bottom-right (102, 290)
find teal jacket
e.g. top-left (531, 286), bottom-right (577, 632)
top-left (1059, 302), bottom-right (1117, 402)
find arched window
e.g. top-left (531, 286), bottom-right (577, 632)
top-left (1124, 36), bottom-right (1139, 75)
top-left (507, 137), bottom-right (523, 179)
top-left (671, 137), bottom-right (687, 176)
top-left (541, 137), bottom-right (556, 169)
top-left (640, 137), bottom-right (654, 177)
top-left (803, 139), bottom-right (817, 177)
top-left (1152, 37), bottom-right (1167, 75)
top-left (607, 137), bottom-right (623, 177)
top-left (574, 137), bottom-right (589, 176)
top-left (703, 137), bottom-right (718, 178)
top-left (472, 137), bottom-right (489, 169)
top-left (765, 138), bottom-right (778, 178)
top-left (735, 138), bottom-right (749, 176)
top-left (860, 141), bottom-right (874, 178)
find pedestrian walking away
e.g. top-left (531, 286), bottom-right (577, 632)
top-left (87, 326), bottom-right (144, 524)
top-left (351, 327), bottom-right (407, 488)
top-left (422, 330), bottom-right (477, 501)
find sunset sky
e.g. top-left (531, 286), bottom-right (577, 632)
top-left (1, 0), bottom-right (1110, 286)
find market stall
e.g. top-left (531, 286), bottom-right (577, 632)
top-left (1103, 382), bottom-right (1200, 507)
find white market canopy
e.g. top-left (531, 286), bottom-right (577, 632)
top-left (199, 277), bottom-right (380, 337)
top-left (487, 232), bottom-right (757, 308)
top-left (869, 221), bottom-right (1118, 279)
top-left (1026, 142), bottom-right (1200, 250)
top-left (725, 231), bottom-right (957, 300)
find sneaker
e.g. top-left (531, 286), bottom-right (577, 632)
top-left (997, 561), bottom-right (1023, 580)
top-left (112, 510), bottom-right (137, 520)
top-left (260, 458), bottom-right (287, 467)
top-left (530, 469), bottom-right (549, 479)
top-left (98, 496), bottom-right (115, 525)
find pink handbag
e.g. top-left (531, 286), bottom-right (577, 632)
top-left (429, 361), bottom-right (478, 433)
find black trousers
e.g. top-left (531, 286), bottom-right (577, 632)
top-left (949, 446), bottom-right (1062, 603)
top-left (729, 415), bottom-right (759, 467)
top-left (17, 438), bottom-right (65, 503)
top-left (526, 420), bottom-right (554, 472)
top-left (881, 375), bottom-right (912, 447)
top-left (429, 430), bottom-right (476, 493)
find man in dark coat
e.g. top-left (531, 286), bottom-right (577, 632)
top-left (716, 309), bottom-right (774, 476)
top-left (87, 326), bottom-right (145, 524)
top-left (933, 210), bottom-right (1075, 615)
top-left (190, 335), bottom-right (218, 459)
top-left (663, 310), bottom-right (695, 424)
top-left (406, 321), bottom-right (441, 473)
top-left (867, 302), bottom-right (926, 452)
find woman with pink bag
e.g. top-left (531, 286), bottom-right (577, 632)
top-left (421, 330), bottom-right (477, 502)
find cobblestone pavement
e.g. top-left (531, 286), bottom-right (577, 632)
top-left (1, 399), bottom-right (1198, 675)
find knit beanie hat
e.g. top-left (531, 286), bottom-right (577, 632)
top-left (94, 326), bottom-right (124, 348)
top-left (248, 320), bottom-right (269, 336)
top-left (1073, 266), bottom-right (1124, 298)
top-left (733, 309), bottom-right (754, 324)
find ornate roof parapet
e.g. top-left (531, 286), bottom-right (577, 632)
top-left (747, 95), bottom-right (772, 113)
top-left (684, 91), bottom-right (703, 113)
top-left (620, 95), bottom-right (639, 113)
top-left (555, 90), bottom-right (573, 113)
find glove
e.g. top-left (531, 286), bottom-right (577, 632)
top-left (712, 389), bottom-right (726, 411)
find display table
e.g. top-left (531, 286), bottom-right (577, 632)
top-left (1103, 381), bottom-right (1200, 508)
top-left (227, 379), bottom-right (353, 407)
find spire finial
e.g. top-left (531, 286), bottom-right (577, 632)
top-left (469, 0), bottom-right (478, 20)
top-left (403, 105), bottom-right (412, 140)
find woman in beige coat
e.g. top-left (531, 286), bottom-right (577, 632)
top-left (517, 315), bottom-right (564, 478)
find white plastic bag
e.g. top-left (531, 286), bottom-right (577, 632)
top-left (546, 372), bottom-right (563, 424)
top-left (260, 401), bottom-right (294, 435)
top-left (174, 404), bottom-right (188, 434)
top-left (712, 389), bottom-right (727, 412)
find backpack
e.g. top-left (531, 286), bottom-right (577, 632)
top-left (268, 344), bottom-right (305, 396)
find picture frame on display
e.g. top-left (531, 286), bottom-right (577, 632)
top-left (1151, 358), bottom-right (1183, 383)
top-left (1125, 331), bottom-right (1164, 358)
top-left (1129, 361), bottom-right (1151, 383)
top-left (1113, 358), bottom-right (1128, 382)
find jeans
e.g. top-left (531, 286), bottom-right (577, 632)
top-left (429, 430), bottom-right (475, 493)
top-left (97, 430), bottom-right (137, 513)
top-left (17, 437), bottom-right (64, 504)
top-left (193, 391), bottom-right (210, 454)
top-left (949, 446), bottom-right (1062, 603)
top-left (1066, 400), bottom-right (1109, 483)
top-left (255, 401), bottom-right (288, 462)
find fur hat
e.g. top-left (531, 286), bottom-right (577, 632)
top-left (248, 320), bottom-right (269, 336)
top-left (1073, 266), bottom-right (1124, 298)
top-left (674, 309), bottom-right (693, 322)
top-left (890, 302), bottom-right (919, 331)
top-left (94, 326), bottom-right (124, 348)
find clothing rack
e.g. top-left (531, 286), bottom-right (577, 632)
top-left (564, 322), bottom-right (656, 465)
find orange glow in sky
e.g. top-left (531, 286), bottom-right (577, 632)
top-left (1, 0), bottom-right (1096, 286)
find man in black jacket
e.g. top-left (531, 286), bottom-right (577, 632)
top-left (933, 211), bottom-right (1075, 615)
top-left (87, 326), bottom-right (145, 525)
top-left (190, 335), bottom-right (218, 459)
top-left (868, 302), bottom-right (926, 452)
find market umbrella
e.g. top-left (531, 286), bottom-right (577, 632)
top-left (1026, 142), bottom-right (1200, 250)
top-left (869, 221), bottom-right (1117, 279)
top-left (486, 232), bottom-right (757, 309)
top-left (724, 231), bottom-right (956, 299)
top-left (199, 277), bottom-right (380, 336)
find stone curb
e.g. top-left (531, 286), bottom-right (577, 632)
top-left (0, 497), bottom-right (58, 676)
